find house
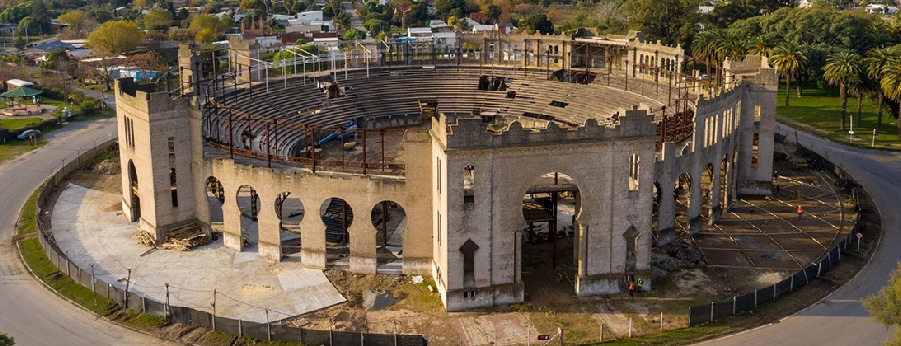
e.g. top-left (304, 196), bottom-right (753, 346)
top-left (407, 27), bottom-right (432, 39)
top-left (296, 11), bottom-right (324, 25)
top-left (7, 79), bottom-right (34, 91)
top-left (0, 23), bottom-right (17, 36)
top-left (429, 20), bottom-right (452, 33)
top-left (472, 24), bottom-right (496, 33)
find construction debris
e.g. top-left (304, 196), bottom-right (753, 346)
top-left (135, 230), bottom-right (156, 246)
top-left (134, 223), bottom-right (210, 251)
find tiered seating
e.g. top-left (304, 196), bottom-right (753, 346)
top-left (204, 65), bottom-right (670, 161)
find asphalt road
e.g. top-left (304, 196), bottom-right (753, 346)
top-left (0, 117), bottom-right (161, 345)
top-left (702, 125), bottom-right (901, 345)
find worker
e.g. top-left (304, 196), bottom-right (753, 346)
top-left (797, 205), bottom-right (803, 219)
top-left (637, 278), bottom-right (643, 293)
top-left (628, 281), bottom-right (635, 298)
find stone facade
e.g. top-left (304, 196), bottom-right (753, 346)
top-left (115, 33), bottom-right (776, 312)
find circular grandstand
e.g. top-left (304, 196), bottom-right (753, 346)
top-left (116, 34), bottom-right (777, 311)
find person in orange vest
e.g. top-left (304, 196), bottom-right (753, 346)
top-left (797, 205), bottom-right (803, 219)
top-left (628, 281), bottom-right (635, 297)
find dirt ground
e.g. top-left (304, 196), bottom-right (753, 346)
top-left (53, 144), bottom-right (879, 345)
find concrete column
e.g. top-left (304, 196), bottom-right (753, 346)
top-left (257, 191), bottom-right (281, 261)
top-left (300, 210), bottom-right (326, 269)
top-left (221, 194), bottom-right (243, 251)
top-left (688, 165), bottom-right (703, 234)
top-left (657, 179), bottom-right (675, 245)
top-left (349, 223), bottom-right (377, 274)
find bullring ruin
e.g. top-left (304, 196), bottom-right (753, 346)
top-left (114, 31), bottom-right (777, 311)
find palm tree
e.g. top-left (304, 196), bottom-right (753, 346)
top-left (750, 35), bottom-right (773, 57)
top-left (824, 52), bottom-right (862, 130)
top-left (882, 58), bottom-right (901, 140)
top-left (692, 30), bottom-right (716, 89)
top-left (866, 48), bottom-right (893, 132)
top-left (769, 41), bottom-right (808, 107)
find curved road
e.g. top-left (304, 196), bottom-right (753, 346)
top-left (0, 117), bottom-right (161, 345)
top-left (703, 125), bottom-right (901, 345)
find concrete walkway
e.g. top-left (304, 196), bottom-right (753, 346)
top-left (50, 183), bottom-right (345, 323)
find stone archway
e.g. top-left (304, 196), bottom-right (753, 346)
top-left (520, 172), bottom-right (581, 299)
top-left (371, 201), bottom-right (406, 273)
top-left (206, 176), bottom-right (224, 224)
top-left (127, 160), bottom-right (140, 222)
top-left (321, 197), bottom-right (353, 269)
top-left (275, 192), bottom-right (304, 260)
top-left (674, 172), bottom-right (692, 235)
top-left (235, 185), bottom-right (260, 251)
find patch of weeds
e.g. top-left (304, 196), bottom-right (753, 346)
top-left (122, 310), bottom-right (166, 329)
top-left (565, 329), bottom-right (587, 340)
top-left (17, 188), bottom-right (41, 235)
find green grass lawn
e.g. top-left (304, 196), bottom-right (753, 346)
top-left (0, 137), bottom-right (45, 164)
top-left (776, 82), bottom-right (901, 149)
top-left (0, 117), bottom-right (43, 130)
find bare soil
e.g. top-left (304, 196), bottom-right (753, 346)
top-left (50, 147), bottom-right (879, 345)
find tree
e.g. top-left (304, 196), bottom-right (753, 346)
top-left (520, 14), bottom-right (553, 35)
top-left (770, 41), bottom-right (808, 107)
top-left (87, 20), bottom-right (145, 55)
top-left (866, 47), bottom-right (894, 133)
top-left (126, 51), bottom-right (168, 83)
top-left (142, 7), bottom-right (172, 31)
top-left (342, 29), bottom-right (365, 41)
top-left (864, 262), bottom-right (901, 343)
top-left (334, 11), bottom-right (351, 31)
top-left (189, 14), bottom-right (231, 43)
top-left (823, 51), bottom-right (861, 130)
top-left (622, 0), bottom-right (701, 46)
top-left (880, 56), bottom-right (901, 140)
top-left (0, 332), bottom-right (13, 346)
top-left (58, 10), bottom-right (96, 38)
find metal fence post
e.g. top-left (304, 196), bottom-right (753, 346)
top-left (733, 296), bottom-right (737, 315)
top-left (710, 301), bottom-right (714, 322)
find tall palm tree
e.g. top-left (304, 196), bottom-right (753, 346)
top-left (750, 35), bottom-right (773, 57)
top-left (866, 48), bottom-right (893, 132)
top-left (824, 52), bottom-right (862, 131)
top-left (881, 58), bottom-right (901, 140)
top-left (769, 41), bottom-right (808, 107)
top-left (692, 30), bottom-right (716, 89)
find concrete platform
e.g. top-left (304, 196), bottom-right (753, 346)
top-left (50, 183), bottom-right (346, 323)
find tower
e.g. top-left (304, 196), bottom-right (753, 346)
top-left (115, 77), bottom-right (198, 241)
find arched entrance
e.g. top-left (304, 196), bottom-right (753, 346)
top-left (206, 177), bottom-right (224, 224)
top-left (371, 201), bottom-right (406, 273)
top-left (321, 197), bottom-right (353, 269)
top-left (520, 172), bottom-right (581, 302)
top-left (275, 192), bottom-right (304, 260)
top-left (127, 160), bottom-right (140, 222)
top-left (701, 163), bottom-right (715, 221)
top-left (674, 172), bottom-right (692, 235)
top-left (235, 185), bottom-right (259, 251)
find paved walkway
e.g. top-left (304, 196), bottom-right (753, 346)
top-left (700, 124), bottom-right (901, 345)
top-left (51, 183), bottom-right (345, 323)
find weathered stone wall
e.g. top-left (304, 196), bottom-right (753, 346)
top-left (116, 78), bottom-right (197, 241)
top-left (434, 109), bottom-right (657, 310)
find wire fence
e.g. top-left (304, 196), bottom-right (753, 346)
top-left (31, 140), bottom-right (427, 345)
top-left (687, 143), bottom-right (861, 326)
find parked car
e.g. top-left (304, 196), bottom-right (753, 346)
top-left (17, 129), bottom-right (40, 140)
